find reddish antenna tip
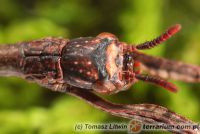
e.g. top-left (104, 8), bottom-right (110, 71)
top-left (136, 24), bottom-right (182, 50)
top-left (175, 24), bottom-right (182, 30)
top-left (168, 24), bottom-right (182, 35)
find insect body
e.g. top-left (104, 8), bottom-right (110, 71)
top-left (0, 24), bottom-right (184, 94)
top-left (1, 24), bottom-right (200, 133)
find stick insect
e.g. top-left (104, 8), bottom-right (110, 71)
top-left (0, 24), bottom-right (200, 133)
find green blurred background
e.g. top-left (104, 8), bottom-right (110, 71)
top-left (0, 0), bottom-right (200, 134)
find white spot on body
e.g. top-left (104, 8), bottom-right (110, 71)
top-left (79, 69), bottom-right (83, 73)
top-left (74, 61), bottom-right (78, 65)
top-left (87, 71), bottom-right (91, 75)
top-left (87, 61), bottom-right (92, 65)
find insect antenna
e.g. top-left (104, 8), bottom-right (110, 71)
top-left (135, 74), bottom-right (177, 92)
top-left (136, 24), bottom-right (181, 50)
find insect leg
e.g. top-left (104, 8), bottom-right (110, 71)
top-left (135, 74), bottom-right (177, 92)
top-left (62, 86), bottom-right (197, 134)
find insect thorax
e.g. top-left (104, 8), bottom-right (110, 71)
top-left (61, 35), bottom-right (132, 94)
top-left (21, 37), bottom-right (68, 86)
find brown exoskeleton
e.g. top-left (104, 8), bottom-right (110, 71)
top-left (0, 24), bottom-right (200, 133)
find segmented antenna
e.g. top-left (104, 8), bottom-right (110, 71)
top-left (136, 24), bottom-right (181, 50)
top-left (135, 74), bottom-right (177, 92)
